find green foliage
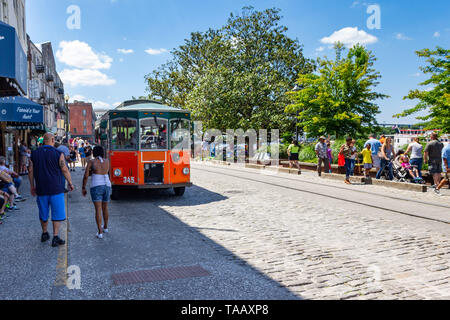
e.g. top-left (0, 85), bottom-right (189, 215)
top-left (394, 47), bottom-right (450, 132)
top-left (145, 7), bottom-right (315, 132)
top-left (287, 43), bottom-right (388, 139)
top-left (298, 145), bottom-right (316, 162)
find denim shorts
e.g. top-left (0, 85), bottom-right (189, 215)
top-left (90, 185), bottom-right (111, 203)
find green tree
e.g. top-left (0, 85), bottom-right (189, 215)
top-left (394, 47), bottom-right (450, 132)
top-left (145, 7), bottom-right (314, 132)
top-left (286, 43), bottom-right (388, 138)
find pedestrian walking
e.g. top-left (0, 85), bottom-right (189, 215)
top-left (85, 146), bottom-right (93, 161)
top-left (82, 146), bottom-right (111, 239)
top-left (55, 140), bottom-right (70, 165)
top-left (327, 142), bottom-right (333, 174)
top-left (404, 137), bottom-right (424, 178)
top-left (435, 143), bottom-right (450, 196)
top-left (28, 133), bottom-right (74, 247)
top-left (287, 140), bottom-right (301, 173)
top-left (315, 136), bottom-right (330, 176)
top-left (364, 134), bottom-right (382, 172)
top-left (424, 133), bottom-right (444, 189)
top-left (361, 143), bottom-right (373, 178)
top-left (376, 137), bottom-right (394, 181)
top-left (79, 143), bottom-right (87, 169)
top-left (339, 137), bottom-right (356, 184)
top-left (19, 141), bottom-right (29, 175)
top-left (69, 146), bottom-right (77, 172)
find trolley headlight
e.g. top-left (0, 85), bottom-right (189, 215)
top-left (182, 167), bottom-right (190, 175)
top-left (172, 153), bottom-right (180, 163)
top-left (114, 169), bottom-right (122, 177)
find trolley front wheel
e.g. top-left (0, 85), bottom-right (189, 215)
top-left (174, 187), bottom-right (186, 196)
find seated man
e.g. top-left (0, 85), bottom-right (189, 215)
top-left (0, 156), bottom-right (23, 196)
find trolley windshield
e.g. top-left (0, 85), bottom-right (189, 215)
top-left (110, 117), bottom-right (138, 150)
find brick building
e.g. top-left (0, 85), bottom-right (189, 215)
top-left (69, 100), bottom-right (95, 143)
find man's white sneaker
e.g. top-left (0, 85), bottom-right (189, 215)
top-left (434, 189), bottom-right (441, 196)
top-left (96, 233), bottom-right (103, 239)
top-left (103, 226), bottom-right (109, 233)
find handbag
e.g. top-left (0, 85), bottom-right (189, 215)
top-left (0, 170), bottom-right (13, 184)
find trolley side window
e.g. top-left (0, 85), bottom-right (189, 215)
top-left (139, 118), bottom-right (168, 150)
top-left (110, 118), bottom-right (138, 150)
top-left (170, 119), bottom-right (190, 151)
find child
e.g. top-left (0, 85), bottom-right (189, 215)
top-left (398, 151), bottom-right (421, 181)
top-left (361, 143), bottom-right (373, 178)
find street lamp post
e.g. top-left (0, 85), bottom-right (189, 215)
top-left (64, 94), bottom-right (70, 140)
top-left (292, 85), bottom-right (302, 142)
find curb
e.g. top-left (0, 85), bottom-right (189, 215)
top-left (194, 159), bottom-right (428, 193)
top-left (321, 173), bottom-right (428, 193)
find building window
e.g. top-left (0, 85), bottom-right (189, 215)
top-left (74, 128), bottom-right (77, 133)
top-left (84, 128), bottom-right (87, 134)
top-left (82, 109), bottom-right (87, 117)
top-left (2, 1), bottom-right (8, 23)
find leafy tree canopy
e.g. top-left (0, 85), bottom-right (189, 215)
top-left (286, 43), bottom-right (388, 138)
top-left (394, 47), bottom-right (450, 133)
top-left (145, 7), bottom-right (315, 132)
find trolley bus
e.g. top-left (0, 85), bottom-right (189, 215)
top-left (95, 100), bottom-right (192, 199)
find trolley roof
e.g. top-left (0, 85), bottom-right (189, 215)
top-left (114, 100), bottom-right (190, 114)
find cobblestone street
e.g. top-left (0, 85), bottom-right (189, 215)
top-left (155, 162), bottom-right (450, 300)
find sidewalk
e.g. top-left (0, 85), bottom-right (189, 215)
top-left (0, 175), bottom-right (64, 299)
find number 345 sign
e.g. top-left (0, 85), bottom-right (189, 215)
top-left (123, 177), bottom-right (135, 184)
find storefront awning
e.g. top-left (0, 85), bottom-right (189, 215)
top-left (0, 96), bottom-right (44, 123)
top-left (0, 21), bottom-right (27, 94)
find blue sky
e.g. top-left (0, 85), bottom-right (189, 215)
top-left (26, 0), bottom-right (449, 124)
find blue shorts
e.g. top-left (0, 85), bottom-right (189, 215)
top-left (1, 182), bottom-right (13, 193)
top-left (90, 185), bottom-right (111, 203)
top-left (37, 193), bottom-right (66, 222)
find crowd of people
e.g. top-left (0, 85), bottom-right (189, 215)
top-left (285, 133), bottom-right (449, 194)
top-left (0, 133), bottom-right (112, 243)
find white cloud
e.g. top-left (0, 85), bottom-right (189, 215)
top-left (394, 33), bottom-right (413, 41)
top-left (320, 27), bottom-right (377, 47)
top-left (60, 69), bottom-right (116, 87)
top-left (433, 31), bottom-right (441, 38)
top-left (69, 94), bottom-right (86, 102)
top-left (117, 48), bottom-right (134, 54)
top-left (92, 101), bottom-right (112, 109)
top-left (56, 40), bottom-right (113, 70)
top-left (315, 46), bottom-right (325, 53)
top-left (145, 48), bottom-right (168, 55)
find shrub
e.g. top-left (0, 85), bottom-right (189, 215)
top-left (298, 144), bottom-right (317, 162)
